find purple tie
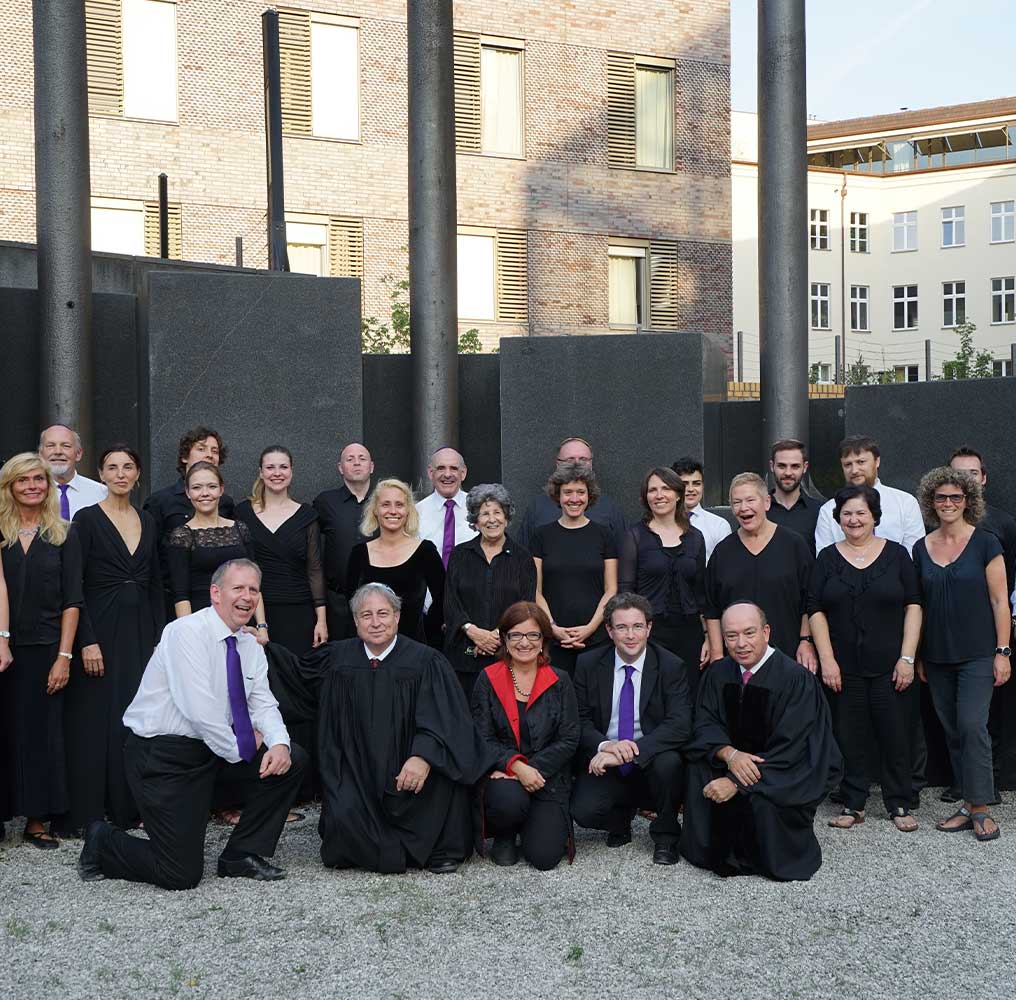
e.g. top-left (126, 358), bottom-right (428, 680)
top-left (225, 636), bottom-right (257, 763)
top-left (441, 498), bottom-right (456, 566)
top-left (741, 668), bottom-right (753, 685)
top-left (58, 484), bottom-right (70, 520)
top-left (618, 664), bottom-right (635, 776)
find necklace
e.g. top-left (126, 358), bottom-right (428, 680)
top-left (17, 525), bottom-right (40, 536)
top-left (509, 664), bottom-right (532, 698)
top-left (845, 539), bottom-right (875, 563)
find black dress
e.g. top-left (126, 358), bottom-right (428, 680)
top-left (346, 540), bottom-right (446, 647)
top-left (0, 528), bottom-right (83, 821)
top-left (63, 505), bottom-right (164, 831)
top-left (234, 501), bottom-right (326, 656)
top-left (165, 521), bottom-right (255, 613)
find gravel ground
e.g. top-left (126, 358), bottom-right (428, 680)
top-left (2, 790), bottom-right (1014, 1000)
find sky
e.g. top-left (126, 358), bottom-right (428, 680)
top-left (731, 0), bottom-right (1016, 121)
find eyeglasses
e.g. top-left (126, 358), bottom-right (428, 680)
top-left (506, 631), bottom-right (542, 644)
top-left (933, 493), bottom-right (966, 506)
top-left (611, 623), bottom-right (648, 635)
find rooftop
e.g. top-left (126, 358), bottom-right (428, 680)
top-left (808, 96), bottom-right (1016, 141)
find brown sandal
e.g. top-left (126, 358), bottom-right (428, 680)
top-left (891, 809), bottom-right (918, 832)
top-left (828, 808), bottom-right (865, 829)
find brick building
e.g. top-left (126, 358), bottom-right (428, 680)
top-left (0, 0), bottom-right (732, 352)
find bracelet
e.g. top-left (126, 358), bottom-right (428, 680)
top-left (799, 635), bottom-right (814, 644)
top-left (57, 651), bottom-right (73, 660)
top-left (256, 623), bottom-right (269, 630)
top-left (727, 749), bottom-right (738, 765)
top-left (0, 630), bottom-right (10, 639)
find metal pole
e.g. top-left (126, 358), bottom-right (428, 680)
top-left (235, 236), bottom-right (244, 268)
top-left (736, 330), bottom-right (744, 382)
top-left (262, 10), bottom-right (289, 271)
top-left (925, 339), bottom-right (932, 381)
top-left (834, 335), bottom-right (841, 383)
top-left (1010, 342), bottom-right (1016, 376)
top-left (33, 0), bottom-right (94, 459)
top-left (757, 0), bottom-right (808, 464)
top-left (158, 173), bottom-right (169, 259)
top-left (838, 175), bottom-right (847, 379)
top-left (407, 0), bottom-right (459, 482)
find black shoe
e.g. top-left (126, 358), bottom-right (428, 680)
top-left (490, 837), bottom-right (518, 867)
top-left (653, 844), bottom-right (679, 866)
top-left (426, 859), bottom-right (460, 875)
top-left (939, 787), bottom-right (962, 803)
top-left (23, 829), bottom-right (60, 850)
top-left (606, 826), bottom-right (632, 848)
top-left (78, 821), bottom-right (109, 882)
top-left (216, 853), bottom-right (286, 881)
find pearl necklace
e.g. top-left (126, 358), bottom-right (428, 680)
top-left (509, 664), bottom-right (532, 698)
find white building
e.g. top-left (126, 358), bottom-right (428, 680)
top-left (733, 99), bottom-right (1016, 382)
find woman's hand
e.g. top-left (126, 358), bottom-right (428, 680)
top-left (560, 623), bottom-right (593, 649)
top-left (467, 625), bottom-right (501, 656)
top-left (820, 657), bottom-right (842, 693)
top-left (699, 636), bottom-right (711, 670)
top-left (312, 621), bottom-right (329, 648)
top-left (994, 653), bottom-right (1011, 687)
top-left (510, 761), bottom-right (546, 793)
top-left (892, 658), bottom-right (914, 692)
top-left (46, 656), bottom-right (70, 694)
top-left (489, 769), bottom-right (514, 780)
top-left (244, 625), bottom-right (269, 646)
top-left (81, 643), bottom-right (105, 677)
top-left (551, 623), bottom-right (573, 645)
top-left (0, 639), bottom-right (12, 673)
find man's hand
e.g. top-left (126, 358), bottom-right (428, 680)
top-left (46, 656), bottom-right (70, 694)
top-left (703, 777), bottom-right (738, 803)
top-left (600, 739), bottom-right (639, 764)
top-left (725, 749), bottom-right (764, 786)
top-left (797, 640), bottom-right (818, 674)
top-left (259, 743), bottom-right (291, 777)
top-left (510, 760), bottom-right (545, 793)
top-left (699, 636), bottom-right (711, 669)
top-left (82, 643), bottom-right (105, 678)
top-left (396, 755), bottom-right (431, 794)
top-left (588, 749), bottom-right (622, 776)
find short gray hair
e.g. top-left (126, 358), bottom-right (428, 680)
top-left (39, 424), bottom-right (83, 451)
top-left (350, 582), bottom-right (402, 616)
top-left (211, 558), bottom-right (262, 589)
top-left (465, 483), bottom-right (515, 528)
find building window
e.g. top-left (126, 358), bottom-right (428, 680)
top-left (809, 209), bottom-right (829, 250)
top-left (992, 276), bottom-right (1016, 324)
top-left (607, 52), bottom-right (674, 170)
top-left (810, 282), bottom-right (830, 329)
top-left (994, 359), bottom-right (1012, 377)
top-left (816, 363), bottom-right (832, 383)
top-left (480, 44), bottom-right (524, 156)
top-left (893, 284), bottom-right (919, 330)
top-left (85, 0), bottom-right (178, 122)
top-left (991, 201), bottom-right (1015, 244)
top-left (92, 197), bottom-right (182, 257)
top-left (943, 281), bottom-right (966, 327)
top-left (286, 220), bottom-right (329, 276)
top-left (941, 206), bottom-right (965, 248)
top-left (608, 245), bottom-right (648, 327)
top-left (285, 214), bottom-right (364, 279)
top-left (849, 212), bottom-right (868, 253)
top-left (891, 211), bottom-right (917, 252)
top-left (850, 285), bottom-right (869, 332)
top-left (894, 365), bottom-right (919, 383)
top-left (456, 228), bottom-right (528, 323)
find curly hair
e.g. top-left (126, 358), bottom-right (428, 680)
top-left (918, 466), bottom-right (984, 527)
top-left (545, 461), bottom-right (601, 508)
top-left (465, 483), bottom-right (515, 529)
top-left (175, 426), bottom-right (228, 477)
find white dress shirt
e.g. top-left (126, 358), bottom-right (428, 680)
top-left (123, 606), bottom-right (290, 763)
top-left (416, 489), bottom-right (477, 551)
top-left (741, 644), bottom-right (777, 679)
top-left (689, 505), bottom-right (733, 562)
top-left (61, 472), bottom-right (108, 518)
top-left (363, 635), bottom-right (399, 662)
top-left (814, 478), bottom-right (925, 554)
top-left (599, 647), bottom-right (648, 748)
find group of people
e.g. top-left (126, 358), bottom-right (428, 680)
top-left (0, 424), bottom-right (1010, 889)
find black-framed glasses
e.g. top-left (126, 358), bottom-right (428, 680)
top-left (506, 631), bottom-right (542, 643)
top-left (933, 492), bottom-right (966, 505)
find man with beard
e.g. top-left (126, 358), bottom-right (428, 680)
top-left (766, 439), bottom-right (822, 554)
top-left (38, 424), bottom-right (106, 518)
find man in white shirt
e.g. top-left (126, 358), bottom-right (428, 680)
top-left (814, 435), bottom-right (925, 554)
top-left (416, 446), bottom-right (476, 566)
top-left (672, 456), bottom-right (732, 561)
top-left (78, 559), bottom-right (306, 889)
top-left (38, 424), bottom-right (107, 519)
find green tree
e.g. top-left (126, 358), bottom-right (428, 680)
top-left (940, 320), bottom-right (994, 380)
top-left (808, 362), bottom-right (820, 385)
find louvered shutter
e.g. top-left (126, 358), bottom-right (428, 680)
top-left (607, 52), bottom-right (636, 168)
top-left (496, 229), bottom-right (527, 322)
top-left (278, 9), bottom-right (312, 135)
top-left (453, 32), bottom-right (481, 153)
top-left (143, 201), bottom-right (182, 258)
top-left (648, 240), bottom-right (678, 329)
top-left (85, 0), bottom-right (124, 116)
top-left (328, 216), bottom-right (364, 278)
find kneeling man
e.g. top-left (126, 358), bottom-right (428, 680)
top-left (571, 593), bottom-right (692, 865)
top-left (80, 559), bottom-right (306, 889)
top-left (682, 602), bottom-right (841, 881)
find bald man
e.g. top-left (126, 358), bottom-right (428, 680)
top-left (416, 447), bottom-right (477, 567)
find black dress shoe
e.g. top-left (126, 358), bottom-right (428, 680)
top-left (939, 786), bottom-right (962, 803)
top-left (606, 826), bottom-right (632, 848)
top-left (490, 837), bottom-right (518, 867)
top-left (216, 853), bottom-right (286, 881)
top-left (426, 859), bottom-right (460, 875)
top-left (78, 820), bottom-right (109, 882)
top-left (652, 845), bottom-right (679, 866)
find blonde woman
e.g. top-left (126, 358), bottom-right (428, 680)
top-left (0, 452), bottom-right (83, 848)
top-left (346, 479), bottom-right (445, 646)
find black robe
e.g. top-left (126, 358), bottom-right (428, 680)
top-left (682, 650), bottom-right (841, 882)
top-left (267, 636), bottom-right (485, 873)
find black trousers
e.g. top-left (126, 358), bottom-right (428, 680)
top-left (570, 750), bottom-right (684, 848)
top-left (651, 616), bottom-right (705, 703)
top-left (837, 672), bottom-right (911, 813)
top-left (482, 779), bottom-right (570, 871)
top-left (94, 734), bottom-right (307, 890)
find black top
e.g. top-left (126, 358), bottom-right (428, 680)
top-left (806, 540), bottom-right (921, 677)
top-left (913, 528), bottom-right (1003, 663)
top-left (313, 484), bottom-right (373, 595)
top-left (530, 520), bottom-right (618, 640)
top-left (234, 500), bottom-right (326, 608)
top-left (704, 526), bottom-right (814, 658)
top-left (517, 492), bottom-right (628, 552)
top-left (166, 521), bottom-right (255, 611)
top-left (516, 699), bottom-right (531, 755)
top-left (767, 490), bottom-right (823, 555)
top-left (346, 540), bottom-right (446, 647)
top-left (1, 528), bottom-right (83, 646)
top-left (619, 522), bottom-right (706, 619)
top-left (980, 503), bottom-right (1016, 600)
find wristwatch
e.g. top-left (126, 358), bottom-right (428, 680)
top-left (0, 630), bottom-right (10, 639)
top-left (995, 646), bottom-right (1011, 657)
top-left (256, 623), bottom-right (269, 630)
top-left (799, 635), bottom-right (814, 644)
top-left (899, 655), bottom-right (915, 665)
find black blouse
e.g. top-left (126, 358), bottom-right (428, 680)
top-left (234, 501), bottom-right (326, 608)
top-left (619, 522), bottom-right (706, 619)
top-left (806, 540), bottom-right (921, 677)
top-left (166, 521), bottom-right (255, 611)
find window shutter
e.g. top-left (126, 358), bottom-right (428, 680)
top-left (495, 229), bottom-right (527, 322)
top-left (607, 52), bottom-right (636, 168)
top-left (143, 201), bottom-right (182, 258)
top-left (85, 0), bottom-right (124, 116)
top-left (453, 32), bottom-right (481, 153)
top-left (278, 9), bottom-right (312, 135)
top-left (328, 216), bottom-right (364, 278)
top-left (648, 240), bottom-right (679, 329)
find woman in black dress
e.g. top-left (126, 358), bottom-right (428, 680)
top-left (235, 446), bottom-right (327, 656)
top-left (619, 467), bottom-right (707, 696)
top-left (0, 452), bottom-right (83, 848)
top-left (63, 444), bottom-right (164, 834)
top-left (808, 485), bottom-right (922, 832)
top-left (346, 478), bottom-right (445, 646)
top-left (444, 484), bottom-right (537, 698)
top-left (913, 467), bottom-right (1011, 842)
top-left (532, 462), bottom-right (618, 676)
top-left (704, 472), bottom-right (816, 670)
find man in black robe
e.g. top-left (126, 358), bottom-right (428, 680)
top-left (682, 602), bottom-right (841, 882)
top-left (268, 582), bottom-right (483, 874)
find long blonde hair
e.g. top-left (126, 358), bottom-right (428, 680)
top-left (360, 478), bottom-right (419, 537)
top-left (0, 452), bottom-right (69, 547)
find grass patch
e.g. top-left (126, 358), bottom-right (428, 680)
top-left (565, 944), bottom-right (583, 963)
top-left (6, 917), bottom-right (30, 941)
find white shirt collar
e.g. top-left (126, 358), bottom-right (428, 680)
top-left (741, 645), bottom-right (776, 677)
top-left (364, 635), bottom-right (399, 662)
top-left (204, 606), bottom-right (245, 643)
top-left (61, 473), bottom-right (81, 491)
top-left (614, 646), bottom-right (648, 673)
